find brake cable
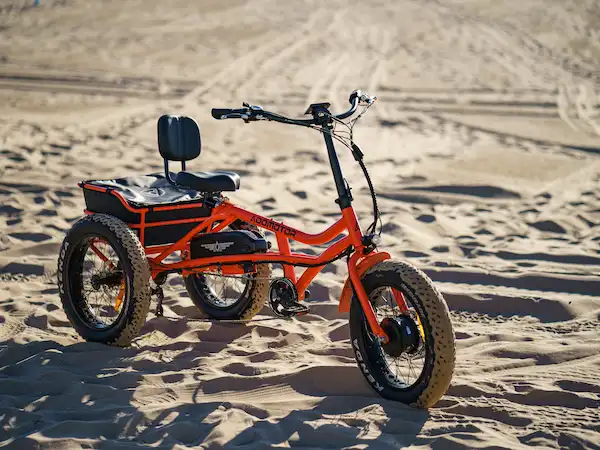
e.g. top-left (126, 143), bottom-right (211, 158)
top-left (324, 105), bottom-right (382, 238)
top-left (352, 143), bottom-right (381, 237)
top-left (248, 102), bottom-right (382, 238)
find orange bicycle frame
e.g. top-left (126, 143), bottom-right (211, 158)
top-left (80, 102), bottom-right (391, 342)
top-left (81, 183), bottom-right (389, 342)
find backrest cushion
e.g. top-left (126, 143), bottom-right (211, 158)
top-left (157, 115), bottom-right (201, 161)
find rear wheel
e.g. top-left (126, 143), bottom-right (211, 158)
top-left (184, 222), bottom-right (271, 320)
top-left (349, 260), bottom-right (455, 408)
top-left (57, 214), bottom-right (151, 346)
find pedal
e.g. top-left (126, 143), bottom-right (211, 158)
top-left (271, 296), bottom-right (310, 318)
top-left (269, 278), bottom-right (310, 318)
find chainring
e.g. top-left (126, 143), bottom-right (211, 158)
top-left (268, 278), bottom-right (299, 317)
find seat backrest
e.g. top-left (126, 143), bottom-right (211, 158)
top-left (157, 115), bottom-right (201, 161)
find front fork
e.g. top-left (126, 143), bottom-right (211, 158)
top-left (347, 251), bottom-right (392, 343)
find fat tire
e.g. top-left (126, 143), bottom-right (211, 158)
top-left (184, 222), bottom-right (271, 320)
top-left (349, 260), bottom-right (455, 408)
top-left (57, 214), bottom-right (151, 347)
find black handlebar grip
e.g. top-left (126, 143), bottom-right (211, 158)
top-left (349, 90), bottom-right (362, 103)
top-left (211, 108), bottom-right (234, 119)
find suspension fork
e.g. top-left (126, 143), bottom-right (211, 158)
top-left (347, 251), bottom-right (389, 343)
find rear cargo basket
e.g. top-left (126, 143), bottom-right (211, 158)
top-left (81, 174), bottom-right (213, 246)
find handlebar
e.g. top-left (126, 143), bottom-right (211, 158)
top-left (211, 90), bottom-right (376, 126)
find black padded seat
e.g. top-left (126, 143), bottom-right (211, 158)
top-left (84, 173), bottom-right (204, 207)
top-left (175, 170), bottom-right (240, 193)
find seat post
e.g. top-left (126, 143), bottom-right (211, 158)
top-left (164, 159), bottom-right (188, 187)
top-left (164, 159), bottom-right (177, 186)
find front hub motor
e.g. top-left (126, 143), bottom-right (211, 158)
top-left (381, 315), bottom-right (421, 357)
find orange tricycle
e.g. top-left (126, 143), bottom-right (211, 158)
top-left (57, 90), bottom-right (455, 407)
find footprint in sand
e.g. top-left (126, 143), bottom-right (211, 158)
top-left (8, 232), bottom-right (52, 242)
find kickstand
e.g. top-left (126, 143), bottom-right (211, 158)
top-left (151, 285), bottom-right (164, 317)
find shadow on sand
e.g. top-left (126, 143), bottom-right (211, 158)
top-left (0, 316), bottom-right (430, 449)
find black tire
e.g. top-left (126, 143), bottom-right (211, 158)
top-left (57, 214), bottom-right (151, 346)
top-left (349, 260), bottom-right (455, 408)
top-left (184, 222), bottom-right (271, 320)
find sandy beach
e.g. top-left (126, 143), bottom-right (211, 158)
top-left (1, 0), bottom-right (599, 448)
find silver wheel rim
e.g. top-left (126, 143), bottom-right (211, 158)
top-left (80, 238), bottom-right (125, 329)
top-left (201, 273), bottom-right (252, 308)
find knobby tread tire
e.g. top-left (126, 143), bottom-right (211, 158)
top-left (349, 260), bottom-right (455, 408)
top-left (240, 263), bottom-right (271, 319)
top-left (57, 213), bottom-right (151, 347)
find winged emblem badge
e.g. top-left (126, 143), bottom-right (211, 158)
top-left (199, 241), bottom-right (234, 252)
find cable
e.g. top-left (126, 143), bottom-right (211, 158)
top-left (249, 102), bottom-right (383, 238)
top-left (321, 105), bottom-right (382, 237)
top-left (357, 158), bottom-right (380, 235)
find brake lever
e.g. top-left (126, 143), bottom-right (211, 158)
top-left (359, 93), bottom-right (377, 105)
top-left (349, 90), bottom-right (377, 105)
top-left (238, 103), bottom-right (266, 122)
top-left (221, 112), bottom-right (249, 120)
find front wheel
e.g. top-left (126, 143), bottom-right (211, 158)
top-left (349, 260), bottom-right (455, 408)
